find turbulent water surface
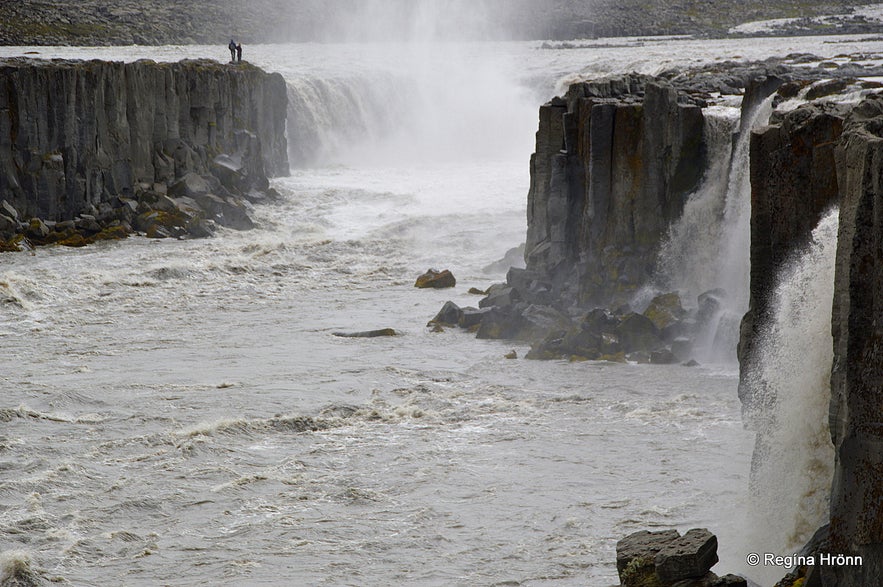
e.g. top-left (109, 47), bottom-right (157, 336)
top-left (2, 35), bottom-right (882, 586)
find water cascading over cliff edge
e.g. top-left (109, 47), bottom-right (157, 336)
top-left (742, 90), bottom-right (883, 587)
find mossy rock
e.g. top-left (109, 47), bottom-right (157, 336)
top-left (58, 233), bottom-right (88, 247)
top-left (643, 292), bottom-right (686, 330)
top-left (620, 556), bottom-right (665, 587)
top-left (415, 268), bottom-right (456, 289)
top-left (92, 225), bottom-right (130, 241)
top-left (0, 234), bottom-right (27, 252)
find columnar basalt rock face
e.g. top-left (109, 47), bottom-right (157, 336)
top-left (823, 93), bottom-right (883, 587)
top-left (739, 89), bottom-right (883, 586)
top-left (738, 100), bottom-right (846, 422)
top-left (525, 74), bottom-right (705, 307)
top-left (0, 58), bottom-right (287, 244)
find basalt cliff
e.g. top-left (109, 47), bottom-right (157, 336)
top-left (741, 83), bottom-right (883, 587)
top-left (436, 55), bottom-right (883, 586)
top-left (0, 58), bottom-right (288, 248)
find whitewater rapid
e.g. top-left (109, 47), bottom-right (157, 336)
top-left (1, 34), bottom-right (881, 586)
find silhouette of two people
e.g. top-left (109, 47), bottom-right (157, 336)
top-left (228, 39), bottom-right (242, 63)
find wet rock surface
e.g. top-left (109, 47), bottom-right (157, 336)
top-left (0, 58), bottom-right (287, 250)
top-left (738, 76), bottom-right (883, 587)
top-left (414, 269), bottom-right (457, 289)
top-left (615, 528), bottom-right (743, 587)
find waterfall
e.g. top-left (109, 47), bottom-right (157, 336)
top-left (654, 107), bottom-right (740, 299)
top-left (742, 208), bottom-right (838, 580)
top-left (282, 45), bottom-right (537, 169)
top-left (717, 95), bottom-right (775, 314)
top-left (645, 95), bottom-right (775, 362)
top-left (286, 73), bottom-right (417, 167)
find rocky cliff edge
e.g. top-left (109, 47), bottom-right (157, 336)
top-left (0, 58), bottom-right (288, 248)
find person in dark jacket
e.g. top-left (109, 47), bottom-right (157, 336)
top-left (228, 39), bottom-right (236, 62)
top-left (236, 43), bottom-right (242, 62)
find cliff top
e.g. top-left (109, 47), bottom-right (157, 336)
top-left (2, 0), bottom-right (882, 45)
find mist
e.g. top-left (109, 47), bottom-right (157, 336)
top-left (272, 0), bottom-right (574, 42)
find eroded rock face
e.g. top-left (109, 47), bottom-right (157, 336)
top-left (738, 100), bottom-right (847, 425)
top-left (526, 73), bottom-right (706, 308)
top-left (740, 90), bottom-right (883, 586)
top-left (616, 528), bottom-right (728, 587)
top-left (823, 93), bottom-right (883, 587)
top-left (0, 57), bottom-right (287, 246)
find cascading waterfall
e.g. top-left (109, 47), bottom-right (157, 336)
top-left (717, 95), bottom-right (775, 312)
top-left (653, 107), bottom-right (740, 300)
top-left (646, 95), bottom-right (775, 362)
top-left (286, 73), bottom-right (418, 167)
top-left (742, 208), bottom-right (839, 581)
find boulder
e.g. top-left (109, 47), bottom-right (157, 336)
top-left (476, 307), bottom-right (524, 340)
top-left (617, 528), bottom-right (720, 587)
top-left (429, 301), bottom-right (463, 326)
top-left (643, 292), bottom-right (686, 331)
top-left (1, 200), bottom-right (19, 221)
top-left (479, 286), bottom-right (520, 309)
top-left (697, 288), bottom-right (726, 327)
top-left (332, 329), bottom-right (398, 338)
top-left (415, 269), bottom-right (456, 289)
top-left (654, 528), bottom-right (719, 583)
top-left (617, 529), bottom-right (681, 586)
top-left (458, 307), bottom-right (490, 329)
top-left (616, 313), bottom-right (663, 352)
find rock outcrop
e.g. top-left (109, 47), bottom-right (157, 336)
top-left (615, 528), bottom-right (746, 587)
top-left (823, 93), bottom-right (883, 587)
top-left (526, 73), bottom-right (706, 307)
top-left (740, 86), bottom-right (883, 585)
top-left (0, 58), bottom-right (288, 248)
top-left (738, 98), bottom-right (848, 424)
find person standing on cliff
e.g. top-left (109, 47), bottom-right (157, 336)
top-left (236, 43), bottom-right (242, 63)
top-left (228, 39), bottom-right (236, 63)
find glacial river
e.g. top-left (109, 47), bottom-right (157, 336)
top-left (1, 34), bottom-right (882, 586)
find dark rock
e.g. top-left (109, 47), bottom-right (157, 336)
top-left (682, 359), bottom-right (700, 367)
top-left (468, 287), bottom-right (487, 295)
top-left (824, 93), bottom-right (883, 587)
top-left (650, 348), bottom-right (678, 365)
top-left (479, 286), bottom-right (520, 309)
top-left (697, 289), bottom-right (726, 327)
top-left (504, 350), bottom-right (518, 359)
top-left (616, 313), bottom-right (662, 352)
top-left (0, 214), bottom-right (19, 237)
top-left (627, 350), bottom-right (652, 364)
top-left (332, 329), bottom-right (398, 338)
top-left (654, 528), bottom-right (718, 583)
top-left (429, 301), bottom-right (463, 327)
top-left (0, 58), bottom-right (287, 248)
top-left (1, 200), bottom-right (19, 221)
top-left (617, 529), bottom-right (681, 586)
top-left (712, 574), bottom-right (747, 587)
top-left (458, 307), bottom-right (490, 329)
top-left (643, 292), bottom-right (686, 331)
top-left (415, 269), bottom-right (456, 289)
top-left (506, 267), bottom-right (543, 292)
top-left (476, 307), bottom-right (525, 340)
top-left (805, 78), bottom-right (851, 101)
